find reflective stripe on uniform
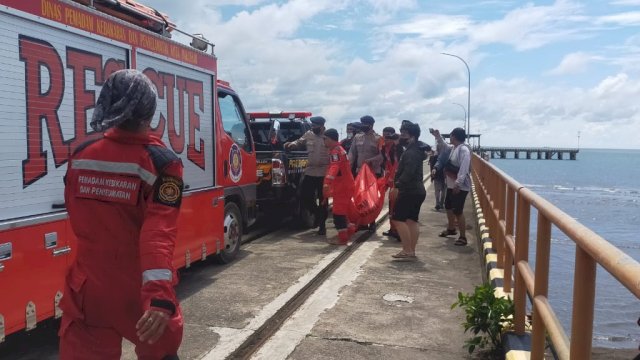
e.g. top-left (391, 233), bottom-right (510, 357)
top-left (72, 159), bottom-right (157, 186)
top-left (326, 175), bottom-right (335, 180)
top-left (142, 269), bottom-right (172, 284)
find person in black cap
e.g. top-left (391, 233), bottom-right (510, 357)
top-left (349, 115), bottom-right (383, 177)
top-left (285, 116), bottom-right (330, 235)
top-left (322, 128), bottom-right (357, 245)
top-left (381, 127), bottom-right (401, 240)
top-left (391, 121), bottom-right (427, 260)
top-left (349, 115), bottom-right (383, 231)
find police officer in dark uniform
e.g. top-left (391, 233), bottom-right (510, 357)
top-left (285, 116), bottom-right (330, 235)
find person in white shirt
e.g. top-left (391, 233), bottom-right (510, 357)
top-left (432, 127), bottom-right (471, 246)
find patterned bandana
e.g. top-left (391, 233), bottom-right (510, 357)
top-left (90, 69), bottom-right (157, 132)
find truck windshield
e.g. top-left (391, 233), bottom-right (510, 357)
top-left (249, 120), bottom-right (307, 151)
top-left (277, 122), bottom-right (306, 144)
top-left (250, 122), bottom-right (272, 151)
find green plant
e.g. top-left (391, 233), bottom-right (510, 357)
top-left (451, 283), bottom-right (515, 354)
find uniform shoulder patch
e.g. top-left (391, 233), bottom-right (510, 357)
top-left (153, 175), bottom-right (184, 207)
top-left (331, 153), bottom-right (340, 162)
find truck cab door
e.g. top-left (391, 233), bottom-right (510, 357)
top-left (216, 89), bottom-right (257, 242)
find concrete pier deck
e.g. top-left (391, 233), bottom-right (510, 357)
top-left (251, 186), bottom-right (483, 360)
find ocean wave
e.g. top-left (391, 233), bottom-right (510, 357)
top-left (548, 236), bottom-right (640, 250)
top-left (553, 185), bottom-right (576, 191)
top-left (548, 237), bottom-right (574, 245)
top-left (548, 185), bottom-right (640, 197)
top-left (611, 243), bottom-right (640, 251)
top-left (593, 334), bottom-right (640, 343)
top-left (514, 183), bottom-right (640, 198)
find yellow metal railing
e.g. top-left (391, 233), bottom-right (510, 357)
top-left (471, 153), bottom-right (640, 360)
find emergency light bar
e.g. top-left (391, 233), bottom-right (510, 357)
top-left (248, 112), bottom-right (313, 121)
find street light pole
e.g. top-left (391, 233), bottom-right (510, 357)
top-left (441, 52), bottom-right (471, 143)
top-left (451, 102), bottom-right (467, 127)
top-left (577, 131), bottom-right (581, 149)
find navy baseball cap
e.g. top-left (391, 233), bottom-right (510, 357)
top-left (360, 115), bottom-right (375, 125)
top-left (324, 128), bottom-right (339, 141)
top-left (310, 116), bottom-right (326, 126)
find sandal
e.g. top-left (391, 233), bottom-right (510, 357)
top-left (439, 228), bottom-right (457, 237)
top-left (454, 237), bottom-right (468, 246)
top-left (391, 252), bottom-right (416, 258)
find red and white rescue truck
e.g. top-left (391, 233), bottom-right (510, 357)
top-left (0, 0), bottom-right (258, 341)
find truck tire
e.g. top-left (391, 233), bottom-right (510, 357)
top-left (216, 202), bottom-right (242, 264)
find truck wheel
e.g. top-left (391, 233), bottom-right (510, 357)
top-left (216, 202), bottom-right (242, 264)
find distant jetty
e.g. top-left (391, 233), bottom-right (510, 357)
top-left (476, 146), bottom-right (579, 160)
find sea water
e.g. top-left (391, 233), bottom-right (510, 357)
top-left (490, 148), bottom-right (640, 349)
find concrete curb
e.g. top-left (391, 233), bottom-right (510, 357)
top-left (470, 181), bottom-right (532, 360)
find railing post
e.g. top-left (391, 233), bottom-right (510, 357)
top-left (476, 170), bottom-right (484, 213)
top-left (489, 169), bottom-right (498, 246)
top-left (486, 169), bottom-right (494, 236)
top-left (504, 188), bottom-right (516, 293)
top-left (495, 179), bottom-right (505, 268)
top-left (531, 215), bottom-right (552, 360)
top-left (514, 192), bottom-right (530, 334)
top-left (570, 247), bottom-right (597, 360)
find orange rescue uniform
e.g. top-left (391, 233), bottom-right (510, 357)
top-left (323, 144), bottom-right (356, 243)
top-left (59, 128), bottom-right (184, 360)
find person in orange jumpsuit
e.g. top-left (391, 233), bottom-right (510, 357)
top-left (59, 69), bottom-right (183, 360)
top-left (322, 128), bottom-right (356, 245)
top-left (381, 127), bottom-right (401, 240)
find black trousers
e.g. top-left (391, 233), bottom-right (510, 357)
top-left (301, 175), bottom-right (328, 229)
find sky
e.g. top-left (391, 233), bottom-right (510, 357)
top-left (143, 0), bottom-right (640, 149)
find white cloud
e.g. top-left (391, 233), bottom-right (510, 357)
top-left (610, 0), bottom-right (640, 5)
top-left (592, 73), bottom-right (630, 97)
top-left (467, 74), bottom-right (640, 148)
top-left (365, 0), bottom-right (418, 24)
top-left (383, 1), bottom-right (590, 51)
top-left (469, 0), bottom-right (588, 51)
top-left (595, 11), bottom-right (640, 26)
top-left (385, 14), bottom-right (471, 40)
top-left (548, 52), bottom-right (601, 75)
top-left (210, 0), bottom-right (267, 5)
